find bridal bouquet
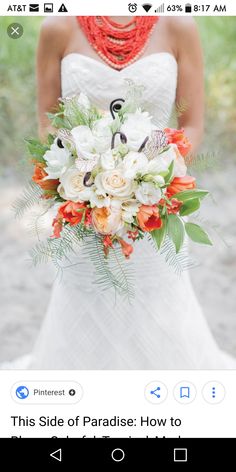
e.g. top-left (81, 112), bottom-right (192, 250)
top-left (18, 85), bottom-right (212, 298)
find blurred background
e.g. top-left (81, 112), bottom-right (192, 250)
top-left (0, 16), bottom-right (236, 362)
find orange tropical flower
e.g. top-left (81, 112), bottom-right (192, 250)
top-left (52, 217), bottom-right (63, 238)
top-left (127, 229), bottom-right (139, 241)
top-left (59, 201), bottom-right (90, 226)
top-left (159, 197), bottom-right (183, 215)
top-left (167, 176), bottom-right (196, 197)
top-left (32, 164), bottom-right (59, 191)
top-left (137, 205), bottom-right (162, 232)
top-left (119, 238), bottom-right (134, 258)
top-left (103, 235), bottom-right (114, 256)
top-left (52, 201), bottom-right (91, 238)
top-left (164, 127), bottom-right (192, 157)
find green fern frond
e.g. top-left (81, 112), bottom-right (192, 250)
top-left (82, 234), bottom-right (135, 301)
top-left (186, 152), bottom-right (219, 173)
top-left (149, 234), bottom-right (196, 274)
top-left (27, 202), bottom-right (54, 240)
top-left (12, 181), bottom-right (43, 218)
top-left (29, 224), bottom-right (90, 266)
top-left (193, 213), bottom-right (229, 248)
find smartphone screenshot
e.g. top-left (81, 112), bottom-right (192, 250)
top-left (0, 0), bottom-right (235, 465)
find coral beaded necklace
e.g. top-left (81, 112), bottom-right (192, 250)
top-left (77, 16), bottom-right (159, 70)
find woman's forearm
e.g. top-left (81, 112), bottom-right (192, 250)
top-left (183, 124), bottom-right (204, 155)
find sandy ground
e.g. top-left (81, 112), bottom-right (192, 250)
top-left (0, 165), bottom-right (236, 363)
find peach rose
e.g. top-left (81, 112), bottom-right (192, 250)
top-left (32, 164), bottom-right (59, 191)
top-left (92, 202), bottom-right (123, 235)
top-left (167, 176), bottom-right (196, 197)
top-left (137, 205), bottom-right (162, 232)
top-left (92, 207), bottom-right (111, 235)
top-left (164, 127), bottom-right (192, 157)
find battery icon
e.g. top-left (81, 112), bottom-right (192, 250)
top-left (185, 3), bottom-right (192, 12)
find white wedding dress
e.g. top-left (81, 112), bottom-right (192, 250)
top-left (4, 52), bottom-right (236, 370)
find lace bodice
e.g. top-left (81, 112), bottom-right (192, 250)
top-left (61, 52), bottom-right (178, 128)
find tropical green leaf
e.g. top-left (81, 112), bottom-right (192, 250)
top-left (25, 138), bottom-right (49, 163)
top-left (172, 189), bottom-right (209, 202)
top-left (47, 133), bottom-right (55, 145)
top-left (179, 198), bottom-right (200, 216)
top-left (151, 219), bottom-right (167, 250)
top-left (167, 214), bottom-right (185, 253)
top-left (185, 222), bottom-right (213, 245)
top-left (164, 160), bottom-right (175, 184)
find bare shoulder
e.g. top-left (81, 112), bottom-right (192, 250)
top-left (164, 16), bottom-right (201, 58)
top-left (39, 17), bottom-right (77, 55)
top-left (40, 16), bottom-right (76, 35)
top-left (166, 16), bottom-right (200, 44)
top-left (166, 16), bottom-right (198, 33)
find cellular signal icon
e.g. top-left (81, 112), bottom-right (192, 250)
top-left (155, 3), bottom-right (165, 12)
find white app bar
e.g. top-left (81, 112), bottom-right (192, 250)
top-left (0, 370), bottom-right (235, 438)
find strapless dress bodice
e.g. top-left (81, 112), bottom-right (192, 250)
top-left (61, 52), bottom-right (178, 128)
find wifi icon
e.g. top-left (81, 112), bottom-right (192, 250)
top-left (142, 3), bottom-right (153, 12)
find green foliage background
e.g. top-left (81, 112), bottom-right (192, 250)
top-left (0, 16), bottom-right (235, 170)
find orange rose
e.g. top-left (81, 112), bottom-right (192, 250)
top-left (164, 127), bottom-right (192, 157)
top-left (32, 164), bottom-right (59, 191)
top-left (119, 238), bottom-right (134, 258)
top-left (137, 205), bottom-right (162, 232)
top-left (167, 176), bottom-right (196, 197)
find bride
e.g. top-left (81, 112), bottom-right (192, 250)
top-left (18, 16), bottom-right (235, 369)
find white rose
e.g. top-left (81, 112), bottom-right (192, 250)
top-left (121, 199), bottom-right (140, 224)
top-left (77, 92), bottom-right (90, 110)
top-left (95, 170), bottom-right (135, 199)
top-left (135, 182), bottom-right (161, 205)
top-left (121, 151), bottom-right (148, 179)
top-left (161, 144), bottom-right (187, 177)
top-left (92, 116), bottom-right (113, 153)
top-left (44, 140), bottom-right (72, 179)
top-left (100, 150), bottom-right (117, 170)
top-left (121, 109), bottom-right (156, 151)
top-left (71, 125), bottom-right (99, 160)
top-left (58, 167), bottom-right (92, 202)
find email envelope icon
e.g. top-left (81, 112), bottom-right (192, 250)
top-left (29, 4), bottom-right (39, 11)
